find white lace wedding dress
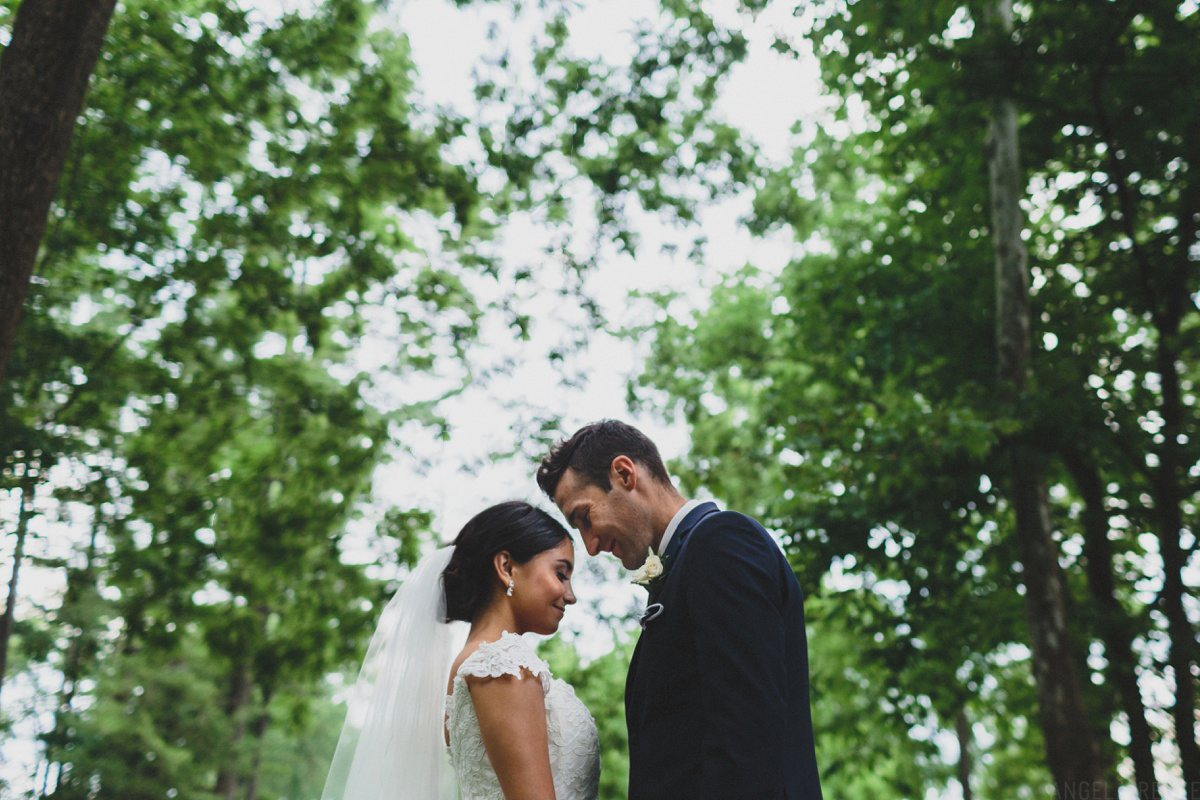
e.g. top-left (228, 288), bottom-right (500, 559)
top-left (447, 632), bottom-right (601, 800)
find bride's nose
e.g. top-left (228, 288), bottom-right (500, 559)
top-left (564, 584), bottom-right (577, 605)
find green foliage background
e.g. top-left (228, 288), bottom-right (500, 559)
top-left (2, 0), bottom-right (1197, 798)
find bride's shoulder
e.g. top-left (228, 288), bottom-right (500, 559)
top-left (455, 631), bottom-right (550, 684)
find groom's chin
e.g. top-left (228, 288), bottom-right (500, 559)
top-left (620, 553), bottom-right (644, 571)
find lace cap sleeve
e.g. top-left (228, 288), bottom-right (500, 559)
top-left (456, 631), bottom-right (551, 693)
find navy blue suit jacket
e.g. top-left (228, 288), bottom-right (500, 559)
top-left (625, 503), bottom-right (822, 800)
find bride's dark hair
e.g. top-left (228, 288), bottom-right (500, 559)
top-left (442, 501), bottom-right (569, 623)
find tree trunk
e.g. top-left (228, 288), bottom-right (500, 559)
top-left (1063, 449), bottom-right (1159, 800)
top-left (1006, 461), bottom-right (1112, 797)
top-left (956, 707), bottom-right (973, 800)
top-left (1151, 341), bottom-right (1199, 791)
top-left (244, 688), bottom-right (274, 800)
top-left (215, 659), bottom-right (254, 800)
top-left (1086, 46), bottom-right (1199, 789)
top-left (0, 0), bottom-right (118, 382)
top-left (39, 515), bottom-right (105, 797)
top-left (0, 477), bottom-right (35, 703)
top-left (986, 0), bottom-right (1111, 795)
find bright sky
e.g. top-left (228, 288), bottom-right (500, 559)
top-left (358, 0), bottom-right (827, 653)
top-left (374, 0), bottom-right (822, 517)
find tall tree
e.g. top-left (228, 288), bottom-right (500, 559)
top-left (0, 0), bottom-right (117, 381)
top-left (984, 0), bottom-right (1108, 791)
top-left (0, 0), bottom-right (487, 794)
top-left (3, 0), bottom-right (772, 791)
top-left (638, 0), bottom-right (1197, 794)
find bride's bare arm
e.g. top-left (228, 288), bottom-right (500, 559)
top-left (467, 670), bottom-right (557, 800)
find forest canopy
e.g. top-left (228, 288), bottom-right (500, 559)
top-left (1, 0), bottom-right (1196, 799)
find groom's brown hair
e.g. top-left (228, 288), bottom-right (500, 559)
top-left (537, 419), bottom-right (672, 497)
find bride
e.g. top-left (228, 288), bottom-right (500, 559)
top-left (321, 501), bottom-right (601, 800)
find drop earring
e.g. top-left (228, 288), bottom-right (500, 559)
top-left (506, 579), bottom-right (514, 597)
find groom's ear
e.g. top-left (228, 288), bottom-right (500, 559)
top-left (611, 455), bottom-right (637, 491)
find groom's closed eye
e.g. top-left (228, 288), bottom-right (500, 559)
top-left (567, 508), bottom-right (587, 531)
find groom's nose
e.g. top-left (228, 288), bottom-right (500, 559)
top-left (581, 531), bottom-right (602, 557)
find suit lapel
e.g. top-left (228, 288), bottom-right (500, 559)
top-left (627, 502), bottom-right (720, 715)
top-left (646, 502), bottom-right (716, 604)
top-left (661, 501), bottom-right (719, 566)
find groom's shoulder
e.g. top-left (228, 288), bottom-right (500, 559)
top-left (696, 507), bottom-right (770, 534)
top-left (685, 511), bottom-right (798, 603)
top-left (689, 509), bottom-right (777, 557)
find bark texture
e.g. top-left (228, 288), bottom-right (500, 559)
top-left (0, 0), bottom-right (118, 381)
top-left (1151, 343), bottom-right (1199, 792)
top-left (1063, 449), bottom-right (1159, 800)
top-left (956, 708), bottom-right (973, 800)
top-left (986, 0), bottom-right (1111, 794)
top-left (1088, 39), bottom-right (1198, 793)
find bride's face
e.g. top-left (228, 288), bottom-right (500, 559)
top-left (510, 538), bottom-right (577, 635)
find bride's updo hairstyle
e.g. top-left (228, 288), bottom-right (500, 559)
top-left (442, 500), bottom-right (569, 623)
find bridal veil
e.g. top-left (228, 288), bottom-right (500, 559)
top-left (321, 545), bottom-right (466, 800)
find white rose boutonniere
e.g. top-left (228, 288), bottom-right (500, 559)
top-left (629, 548), bottom-right (664, 585)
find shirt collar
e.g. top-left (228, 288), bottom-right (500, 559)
top-left (656, 499), bottom-right (704, 556)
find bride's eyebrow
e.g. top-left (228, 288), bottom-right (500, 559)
top-left (557, 558), bottom-right (574, 573)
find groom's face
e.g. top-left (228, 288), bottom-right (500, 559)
top-left (553, 466), bottom-right (655, 570)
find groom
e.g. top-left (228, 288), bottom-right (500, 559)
top-left (537, 420), bottom-right (823, 800)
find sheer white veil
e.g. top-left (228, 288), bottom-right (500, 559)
top-left (321, 545), bottom-right (467, 800)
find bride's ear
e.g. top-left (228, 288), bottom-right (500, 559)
top-left (492, 551), bottom-right (514, 589)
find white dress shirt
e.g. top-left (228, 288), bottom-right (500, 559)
top-left (655, 499), bottom-right (705, 556)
